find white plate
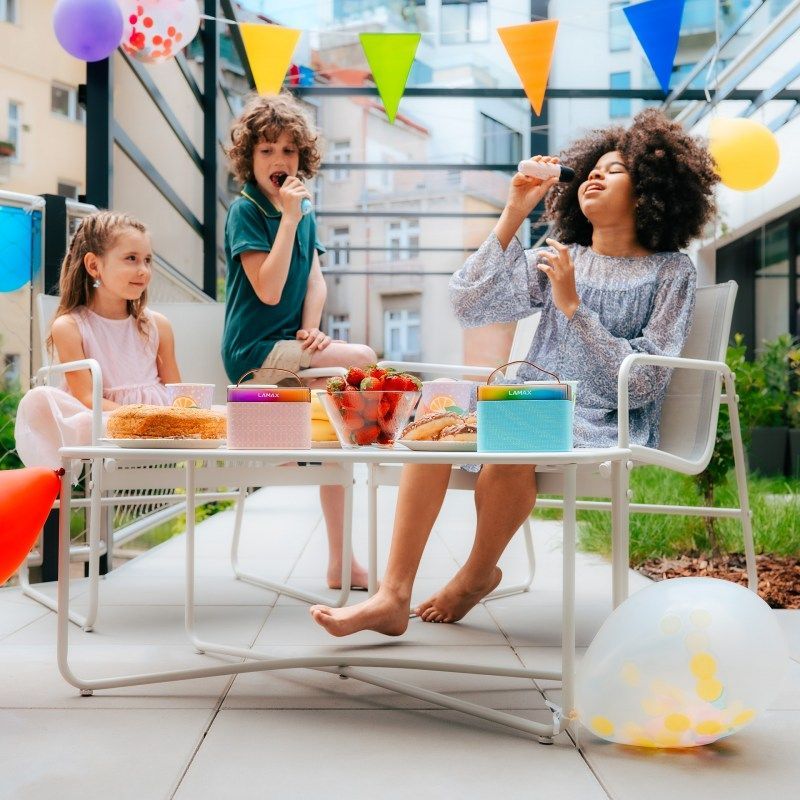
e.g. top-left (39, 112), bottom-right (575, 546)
top-left (398, 439), bottom-right (477, 452)
top-left (99, 437), bottom-right (225, 450)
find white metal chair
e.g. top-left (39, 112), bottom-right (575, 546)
top-left (19, 294), bottom-right (352, 630)
top-left (375, 281), bottom-right (756, 608)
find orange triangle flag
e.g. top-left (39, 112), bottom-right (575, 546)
top-left (240, 23), bottom-right (301, 96)
top-left (497, 20), bottom-right (559, 116)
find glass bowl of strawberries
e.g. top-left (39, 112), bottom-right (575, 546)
top-left (320, 366), bottom-right (421, 447)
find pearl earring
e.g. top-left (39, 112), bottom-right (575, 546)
top-left (92, 278), bottom-right (101, 289)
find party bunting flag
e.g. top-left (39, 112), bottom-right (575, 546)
top-left (240, 23), bottom-right (301, 95)
top-left (623, 0), bottom-right (686, 94)
top-left (359, 33), bottom-right (421, 124)
top-left (497, 20), bottom-right (559, 116)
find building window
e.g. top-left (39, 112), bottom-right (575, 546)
top-left (51, 83), bottom-right (85, 123)
top-left (3, 354), bottom-right (20, 389)
top-left (441, 0), bottom-right (489, 45)
top-left (57, 181), bottom-right (80, 199)
top-left (330, 140), bottom-right (350, 182)
top-left (384, 309), bottom-right (421, 361)
top-left (328, 313), bottom-right (351, 342)
top-left (329, 226), bottom-right (350, 267)
top-left (481, 114), bottom-right (522, 164)
top-left (609, 71), bottom-right (631, 118)
top-left (387, 219), bottom-right (420, 261)
top-left (7, 101), bottom-right (21, 161)
top-left (0, 0), bottom-right (17, 24)
top-left (609, 2), bottom-right (630, 51)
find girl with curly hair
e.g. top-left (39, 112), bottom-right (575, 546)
top-left (310, 109), bottom-right (719, 637)
top-left (223, 92), bottom-right (376, 590)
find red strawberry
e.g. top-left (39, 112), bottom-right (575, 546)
top-left (354, 424), bottom-right (380, 446)
top-left (345, 366), bottom-right (367, 388)
top-left (401, 374), bottom-right (422, 391)
top-left (341, 408), bottom-right (364, 432)
top-left (339, 386), bottom-right (364, 412)
top-left (360, 376), bottom-right (383, 391)
top-left (376, 429), bottom-right (394, 445)
top-left (326, 376), bottom-right (347, 394)
top-left (366, 366), bottom-right (388, 380)
top-left (382, 374), bottom-right (407, 392)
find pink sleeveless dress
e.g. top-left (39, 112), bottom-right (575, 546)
top-left (14, 307), bottom-right (170, 473)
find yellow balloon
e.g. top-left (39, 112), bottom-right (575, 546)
top-left (709, 117), bottom-right (780, 191)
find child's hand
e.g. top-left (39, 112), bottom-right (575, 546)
top-left (296, 327), bottom-right (331, 353)
top-left (279, 176), bottom-right (312, 222)
top-left (537, 238), bottom-right (580, 319)
top-left (506, 155), bottom-right (560, 216)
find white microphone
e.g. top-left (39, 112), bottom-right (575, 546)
top-left (518, 159), bottom-right (575, 182)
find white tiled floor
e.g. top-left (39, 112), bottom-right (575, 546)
top-left (1, 473), bottom-right (798, 799)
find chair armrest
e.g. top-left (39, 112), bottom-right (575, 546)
top-left (616, 353), bottom-right (732, 449)
top-left (377, 360), bottom-right (494, 379)
top-left (36, 358), bottom-right (104, 445)
top-left (297, 366), bottom-right (347, 380)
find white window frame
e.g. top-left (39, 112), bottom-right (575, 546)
top-left (328, 313), bottom-right (351, 343)
top-left (384, 309), bottom-right (421, 361)
top-left (0, 0), bottom-right (17, 24)
top-left (328, 226), bottom-right (350, 268)
top-left (387, 219), bottom-right (420, 262)
top-left (51, 83), bottom-right (85, 123)
top-left (7, 100), bottom-right (21, 163)
top-left (330, 140), bottom-right (351, 182)
top-left (441, 0), bottom-right (489, 45)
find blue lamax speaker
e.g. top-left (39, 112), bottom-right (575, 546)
top-left (477, 398), bottom-right (574, 452)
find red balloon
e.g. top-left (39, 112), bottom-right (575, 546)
top-left (0, 467), bottom-right (62, 585)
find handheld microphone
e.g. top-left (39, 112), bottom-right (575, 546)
top-left (518, 159), bottom-right (575, 182)
top-left (276, 173), bottom-right (313, 216)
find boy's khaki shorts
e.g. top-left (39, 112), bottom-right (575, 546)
top-left (259, 340), bottom-right (313, 384)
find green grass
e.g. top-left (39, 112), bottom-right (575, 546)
top-left (541, 466), bottom-right (800, 564)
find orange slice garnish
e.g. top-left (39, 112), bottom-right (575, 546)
top-left (427, 395), bottom-right (457, 413)
top-left (172, 396), bottom-right (198, 409)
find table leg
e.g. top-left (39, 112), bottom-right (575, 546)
top-left (560, 463), bottom-right (577, 725)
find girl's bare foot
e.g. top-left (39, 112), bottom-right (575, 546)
top-left (415, 566), bottom-right (502, 623)
top-left (310, 588), bottom-right (410, 637)
top-left (327, 559), bottom-right (370, 591)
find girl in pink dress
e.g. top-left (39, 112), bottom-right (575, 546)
top-left (14, 211), bottom-right (180, 470)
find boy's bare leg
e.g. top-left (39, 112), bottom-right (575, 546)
top-left (310, 463), bottom-right (452, 636)
top-left (320, 484), bottom-right (369, 589)
top-left (417, 464), bottom-right (537, 623)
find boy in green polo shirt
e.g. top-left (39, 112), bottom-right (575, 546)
top-left (223, 93), bottom-right (375, 590)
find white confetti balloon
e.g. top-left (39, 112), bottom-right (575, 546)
top-left (576, 577), bottom-right (788, 747)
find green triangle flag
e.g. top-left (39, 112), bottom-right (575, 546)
top-left (360, 33), bottom-right (421, 124)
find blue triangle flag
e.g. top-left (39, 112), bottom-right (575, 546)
top-left (623, 0), bottom-right (686, 94)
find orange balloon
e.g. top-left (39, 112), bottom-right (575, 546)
top-left (0, 467), bottom-right (62, 585)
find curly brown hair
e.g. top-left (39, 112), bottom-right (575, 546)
top-left (227, 93), bottom-right (322, 184)
top-left (545, 109), bottom-right (719, 252)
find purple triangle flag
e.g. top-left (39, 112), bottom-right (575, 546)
top-left (623, 0), bottom-right (686, 94)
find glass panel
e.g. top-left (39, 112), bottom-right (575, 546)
top-left (755, 222), bottom-right (790, 344)
top-left (609, 1), bottom-right (631, 51)
top-left (609, 71), bottom-right (631, 118)
top-left (51, 84), bottom-right (70, 117)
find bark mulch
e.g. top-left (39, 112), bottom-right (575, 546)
top-left (637, 553), bottom-right (800, 609)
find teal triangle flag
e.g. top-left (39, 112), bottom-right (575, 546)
top-left (624, 0), bottom-right (686, 94)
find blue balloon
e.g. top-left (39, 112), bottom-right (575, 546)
top-left (53, 0), bottom-right (123, 62)
top-left (0, 207), bottom-right (42, 294)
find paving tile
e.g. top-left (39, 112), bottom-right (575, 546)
top-left (578, 709), bottom-right (800, 800)
top-left (223, 644), bottom-right (545, 711)
top-left (3, 603), bottom-right (272, 647)
top-left (0, 708), bottom-right (210, 800)
top-left (174, 709), bottom-right (606, 800)
top-left (0, 644), bottom-right (232, 708)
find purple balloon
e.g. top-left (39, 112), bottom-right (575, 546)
top-left (53, 0), bottom-right (123, 62)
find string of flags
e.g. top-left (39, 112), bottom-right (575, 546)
top-left (54, 0), bottom-right (690, 119)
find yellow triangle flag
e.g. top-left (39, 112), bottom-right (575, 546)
top-left (240, 23), bottom-right (301, 96)
top-left (497, 20), bottom-right (559, 116)
top-left (360, 33), bottom-right (421, 124)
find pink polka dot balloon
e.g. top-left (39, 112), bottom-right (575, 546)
top-left (120, 1), bottom-right (200, 63)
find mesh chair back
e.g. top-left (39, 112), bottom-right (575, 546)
top-left (657, 281), bottom-right (737, 464)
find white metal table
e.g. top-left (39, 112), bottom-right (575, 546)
top-left (56, 444), bottom-right (630, 741)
